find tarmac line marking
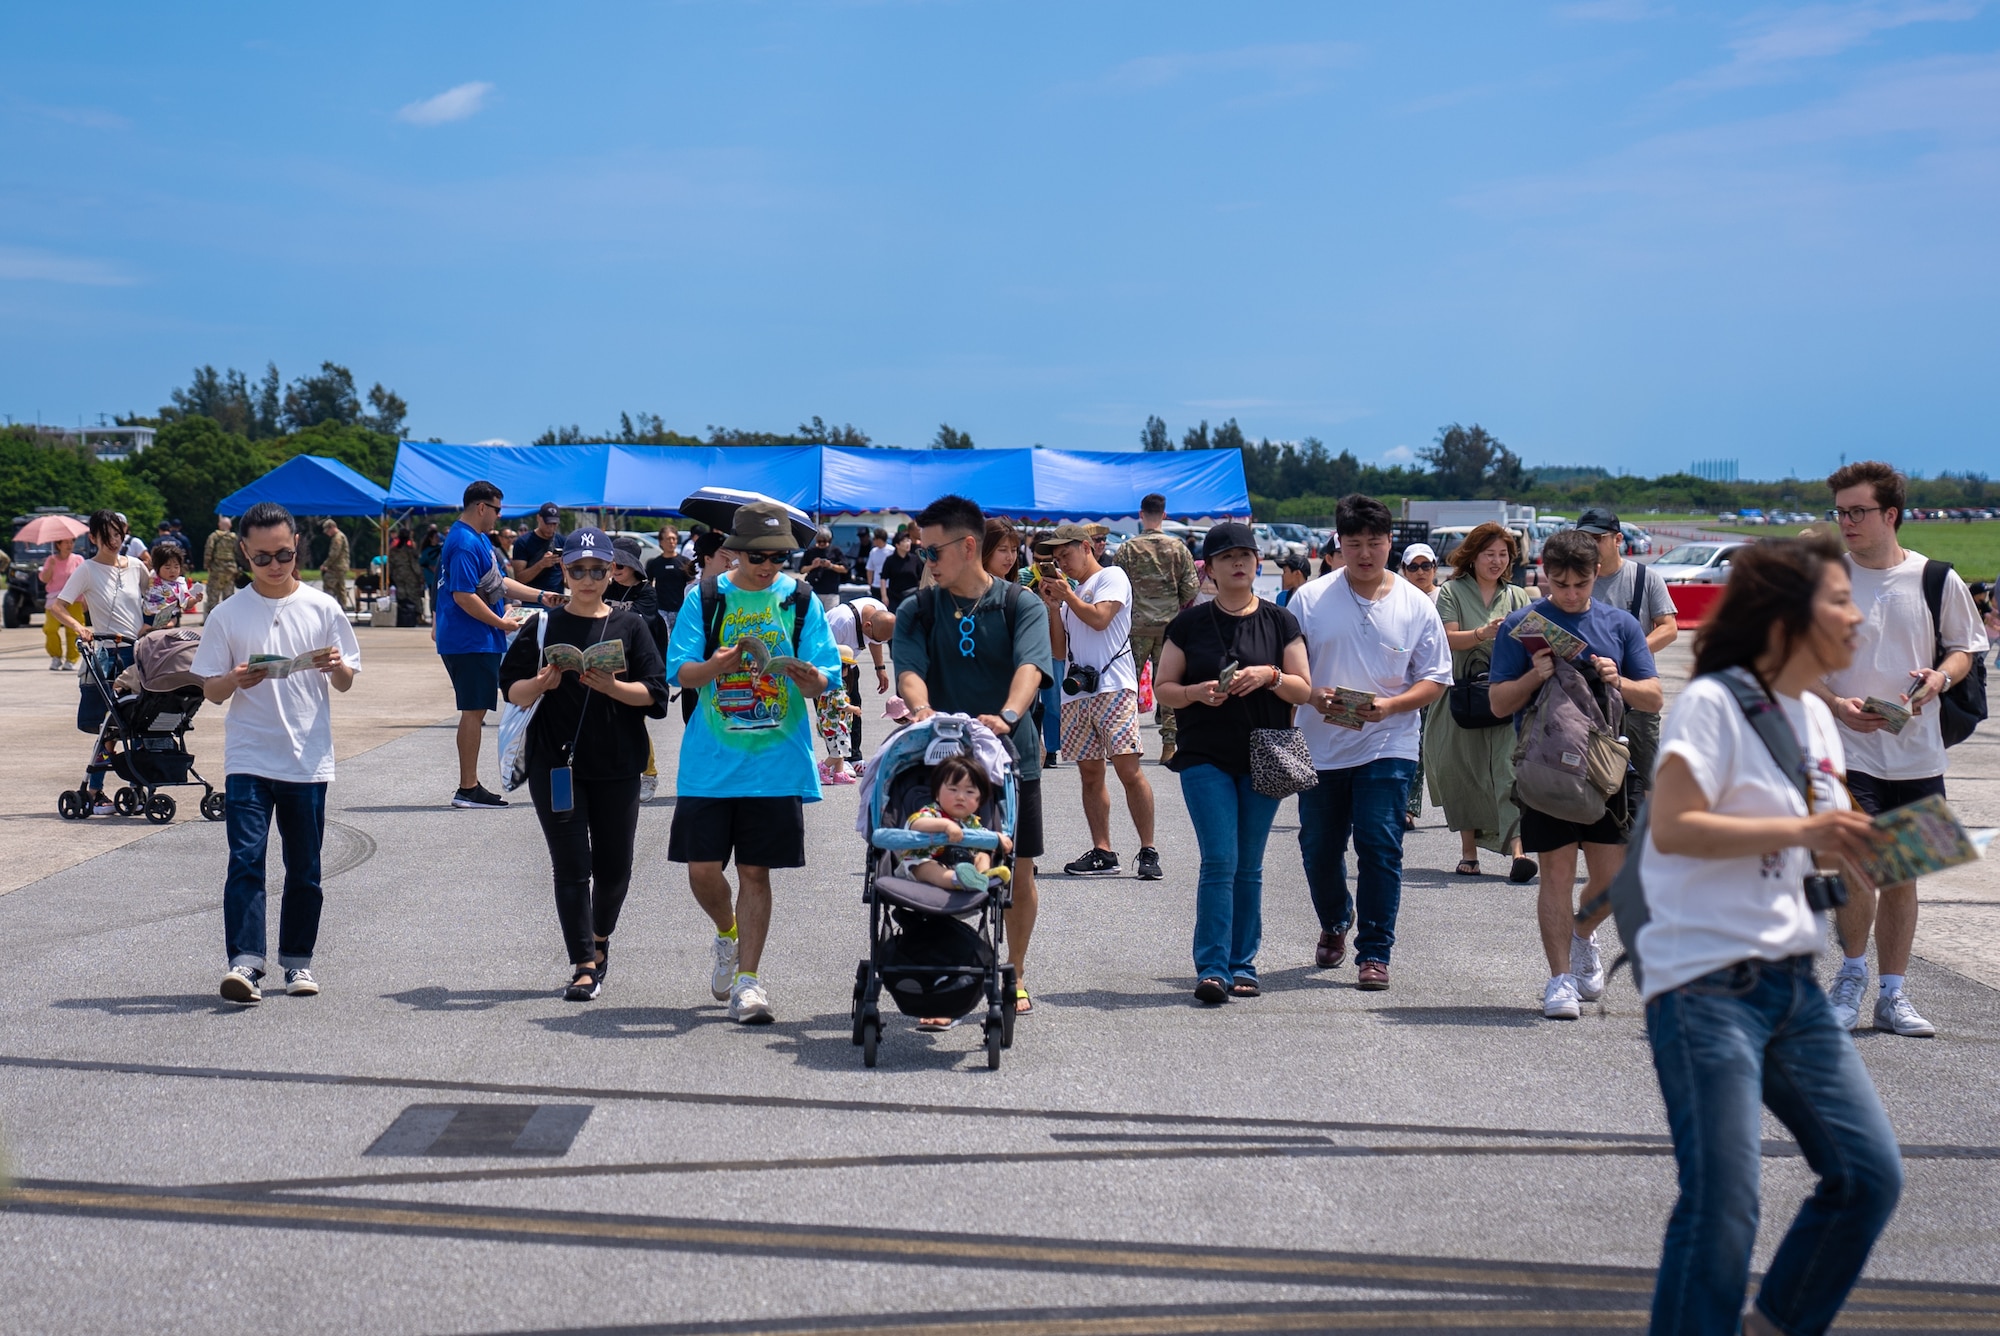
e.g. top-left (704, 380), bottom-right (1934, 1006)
top-left (8, 1180), bottom-right (2000, 1320)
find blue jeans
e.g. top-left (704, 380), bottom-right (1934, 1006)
top-left (1180, 764), bottom-right (1280, 983)
top-left (223, 773), bottom-right (329, 971)
top-left (1647, 955), bottom-right (1902, 1336)
top-left (1297, 758), bottom-right (1415, 964)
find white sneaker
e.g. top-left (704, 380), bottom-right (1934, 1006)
top-left (1827, 969), bottom-right (1866, 1031)
top-left (1570, 932), bottom-right (1606, 1002)
top-left (284, 967), bottom-right (319, 997)
top-left (709, 934), bottom-right (739, 1001)
top-left (729, 973), bottom-right (773, 1025)
top-left (638, 773), bottom-right (659, 803)
top-left (1542, 974), bottom-right (1581, 1020)
top-left (1874, 990), bottom-right (1936, 1038)
top-left (219, 965), bottom-right (263, 1005)
top-left (50, 656), bottom-right (64, 671)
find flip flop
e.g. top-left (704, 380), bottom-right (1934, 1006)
top-left (1012, 982), bottom-right (1033, 1014)
top-left (916, 1017), bottom-right (956, 1032)
top-left (1230, 978), bottom-right (1261, 998)
top-left (1455, 859), bottom-right (1481, 876)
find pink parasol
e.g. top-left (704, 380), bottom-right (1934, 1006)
top-left (13, 514), bottom-right (88, 544)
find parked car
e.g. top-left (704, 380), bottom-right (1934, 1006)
top-left (1650, 541), bottom-right (1749, 584)
top-left (606, 530), bottom-right (664, 569)
top-left (1271, 522), bottom-right (1317, 558)
top-left (1251, 523), bottom-right (1305, 564)
top-left (1620, 522), bottom-right (1652, 556)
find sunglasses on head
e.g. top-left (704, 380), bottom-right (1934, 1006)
top-left (243, 548), bottom-right (298, 567)
top-left (739, 551), bottom-right (786, 566)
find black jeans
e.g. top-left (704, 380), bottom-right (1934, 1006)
top-left (529, 769), bottom-right (642, 965)
top-left (844, 662), bottom-right (863, 761)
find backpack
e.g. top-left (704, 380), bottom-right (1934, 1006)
top-left (1601, 669), bottom-right (1810, 995)
top-left (1510, 653), bottom-right (1631, 826)
top-left (682, 573), bottom-right (814, 722)
top-left (1921, 559), bottom-right (1988, 747)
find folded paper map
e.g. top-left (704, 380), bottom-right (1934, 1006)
top-left (1510, 610), bottom-right (1586, 661)
top-left (1318, 686), bottom-right (1376, 731)
top-left (247, 648), bottom-right (333, 680)
top-left (1854, 794), bottom-right (1993, 886)
top-left (1862, 696), bottom-right (1912, 735)
top-left (544, 640), bottom-right (627, 674)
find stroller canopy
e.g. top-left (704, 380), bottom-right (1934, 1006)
top-left (854, 713), bottom-right (1016, 840)
top-left (134, 630), bottom-right (204, 692)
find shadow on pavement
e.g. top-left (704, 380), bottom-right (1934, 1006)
top-left (766, 1011), bottom-right (994, 1073)
top-left (1035, 981), bottom-right (1205, 1011)
top-left (53, 993), bottom-right (244, 1017)
top-left (384, 987), bottom-right (551, 1012)
top-left (1370, 1004), bottom-right (1541, 1028)
top-left (530, 1005), bottom-right (704, 1040)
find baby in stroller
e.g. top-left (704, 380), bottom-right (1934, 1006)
top-left (902, 755), bottom-right (1013, 894)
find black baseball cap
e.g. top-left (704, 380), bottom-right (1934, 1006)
top-left (1200, 522), bottom-right (1258, 561)
top-left (537, 502), bottom-right (562, 523)
top-left (1576, 506), bottom-right (1621, 535)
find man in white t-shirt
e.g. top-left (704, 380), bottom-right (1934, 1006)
top-left (1813, 462), bottom-right (1988, 1038)
top-left (191, 501), bottom-right (362, 1007)
top-left (825, 594), bottom-right (896, 763)
top-left (1038, 522), bottom-right (1160, 880)
top-left (864, 529), bottom-right (891, 600)
top-left (1287, 496), bottom-right (1452, 990)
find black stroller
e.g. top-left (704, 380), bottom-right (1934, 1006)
top-left (56, 630), bottom-right (223, 824)
top-left (850, 714), bottom-right (1020, 1070)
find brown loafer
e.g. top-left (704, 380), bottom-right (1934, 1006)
top-left (1315, 930), bottom-right (1347, 969)
top-left (1356, 960), bottom-right (1390, 990)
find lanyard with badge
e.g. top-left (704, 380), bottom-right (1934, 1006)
top-left (548, 617), bottom-right (611, 817)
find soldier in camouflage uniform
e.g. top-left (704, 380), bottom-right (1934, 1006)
top-left (202, 516), bottom-right (237, 614)
top-left (319, 519), bottom-right (351, 610)
top-left (1113, 493), bottom-right (1199, 762)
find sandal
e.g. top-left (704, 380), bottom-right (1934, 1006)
top-left (1013, 983), bottom-right (1033, 1014)
top-left (1455, 859), bottom-right (1481, 876)
top-left (916, 1016), bottom-right (955, 1031)
top-left (1230, 978), bottom-right (1261, 998)
top-left (1194, 976), bottom-right (1229, 1006)
top-left (563, 964), bottom-right (602, 1002)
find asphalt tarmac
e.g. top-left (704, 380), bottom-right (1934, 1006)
top-left (3, 695), bottom-right (1998, 1335)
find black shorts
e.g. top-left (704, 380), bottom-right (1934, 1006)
top-left (1519, 798), bottom-right (1628, 853)
top-left (1844, 771), bottom-right (1945, 817)
top-left (668, 795), bottom-right (806, 869)
top-left (1013, 778), bottom-right (1044, 863)
top-left (441, 652), bottom-right (501, 712)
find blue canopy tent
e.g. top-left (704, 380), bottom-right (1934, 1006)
top-left (217, 454), bottom-right (389, 517)
top-left (383, 443), bottom-right (1249, 520)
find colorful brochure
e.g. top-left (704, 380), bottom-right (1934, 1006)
top-left (1854, 794), bottom-right (1993, 886)
top-left (247, 648), bottom-right (334, 679)
top-left (1861, 696), bottom-right (1912, 734)
top-left (1510, 610), bottom-right (1586, 661)
top-left (1318, 686), bottom-right (1376, 731)
top-left (544, 640), bottom-right (627, 674)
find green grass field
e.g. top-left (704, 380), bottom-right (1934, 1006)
top-left (1639, 519), bottom-right (2000, 580)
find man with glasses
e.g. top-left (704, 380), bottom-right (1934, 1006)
top-left (667, 500), bottom-right (841, 1025)
top-left (192, 501), bottom-right (361, 1005)
top-left (895, 495), bottom-right (1053, 1012)
top-left (1814, 461), bottom-right (1987, 1038)
top-left (1578, 506), bottom-right (1677, 799)
top-left (1038, 522), bottom-right (1161, 880)
top-left (437, 480), bottom-right (567, 809)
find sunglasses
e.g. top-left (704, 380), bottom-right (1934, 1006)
top-left (243, 548), bottom-right (298, 567)
top-left (1403, 560), bottom-right (1436, 571)
top-left (566, 564), bottom-right (611, 580)
top-left (739, 551), bottom-right (786, 566)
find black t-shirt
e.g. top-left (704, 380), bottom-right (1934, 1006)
top-left (499, 607), bottom-right (669, 781)
top-left (800, 542), bottom-right (847, 596)
top-left (881, 550), bottom-right (924, 610)
top-left (1163, 599), bottom-right (1303, 776)
top-left (646, 553), bottom-right (692, 612)
top-left (510, 528), bottom-right (567, 594)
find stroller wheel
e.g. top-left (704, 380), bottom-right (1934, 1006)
top-left (985, 1021), bottom-right (1003, 1071)
top-left (113, 787), bottom-right (141, 816)
top-left (56, 791), bottom-right (84, 821)
top-left (145, 792), bottom-right (177, 824)
top-left (861, 1016), bottom-right (880, 1068)
top-left (200, 792), bottom-right (226, 822)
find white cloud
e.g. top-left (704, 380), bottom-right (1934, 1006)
top-left (1382, 444), bottom-right (1416, 463)
top-left (0, 244), bottom-right (132, 286)
top-left (397, 82), bottom-right (495, 126)
top-left (1687, 1), bottom-right (1983, 90)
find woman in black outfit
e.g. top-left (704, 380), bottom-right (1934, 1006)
top-left (500, 528), bottom-right (670, 1001)
top-left (879, 529), bottom-right (924, 610)
top-left (1154, 523), bottom-right (1312, 1006)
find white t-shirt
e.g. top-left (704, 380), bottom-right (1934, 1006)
top-left (1637, 675), bottom-right (1849, 1002)
top-left (1824, 551), bottom-right (1987, 781)
top-left (1062, 566), bottom-right (1136, 696)
top-left (190, 585), bottom-right (362, 783)
top-left (865, 546), bottom-right (890, 586)
top-left (58, 557), bottom-right (148, 639)
top-left (827, 596), bottom-right (888, 655)
top-left (1289, 570), bottom-right (1452, 770)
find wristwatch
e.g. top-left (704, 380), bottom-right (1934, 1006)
top-left (1000, 708), bottom-right (1021, 730)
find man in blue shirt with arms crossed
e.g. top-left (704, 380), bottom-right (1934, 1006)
top-left (435, 480), bottom-right (567, 809)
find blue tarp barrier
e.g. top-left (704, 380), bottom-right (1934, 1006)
top-left (217, 454), bottom-right (389, 518)
top-left (384, 443), bottom-right (1248, 519)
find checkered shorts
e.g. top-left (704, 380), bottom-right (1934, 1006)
top-left (1059, 688), bottom-right (1141, 761)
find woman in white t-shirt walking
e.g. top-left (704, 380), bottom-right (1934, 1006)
top-left (1638, 535), bottom-right (1899, 1336)
top-left (48, 510), bottom-right (151, 814)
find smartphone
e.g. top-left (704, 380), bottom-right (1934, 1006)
top-left (548, 765), bottom-right (574, 814)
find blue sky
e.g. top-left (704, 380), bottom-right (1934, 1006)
top-left (3, 2), bottom-right (1996, 479)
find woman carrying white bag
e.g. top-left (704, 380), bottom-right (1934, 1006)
top-left (500, 528), bottom-right (670, 1001)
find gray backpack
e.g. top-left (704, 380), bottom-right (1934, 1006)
top-left (1510, 653), bottom-right (1630, 826)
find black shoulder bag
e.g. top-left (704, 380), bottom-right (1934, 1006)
top-left (1448, 584), bottom-right (1511, 730)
